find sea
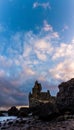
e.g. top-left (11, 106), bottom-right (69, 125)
top-left (0, 105), bottom-right (29, 122)
top-left (0, 116), bottom-right (17, 122)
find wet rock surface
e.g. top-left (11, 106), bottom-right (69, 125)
top-left (1, 115), bottom-right (74, 130)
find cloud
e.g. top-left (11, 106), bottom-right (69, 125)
top-left (49, 60), bottom-right (74, 81)
top-left (22, 21), bottom-right (59, 63)
top-left (23, 47), bottom-right (31, 58)
top-left (0, 78), bottom-right (27, 107)
top-left (33, 2), bottom-right (51, 9)
top-left (52, 40), bottom-right (74, 60)
top-left (0, 20), bottom-right (60, 84)
top-left (35, 50), bottom-right (47, 61)
top-left (62, 25), bottom-right (69, 32)
top-left (25, 67), bottom-right (35, 76)
top-left (34, 38), bottom-right (53, 61)
top-left (49, 39), bottom-right (74, 81)
top-left (0, 70), bottom-right (5, 77)
top-left (43, 20), bottom-right (53, 32)
top-left (0, 55), bottom-right (13, 68)
top-left (0, 19), bottom-right (74, 106)
top-left (41, 20), bottom-right (59, 39)
top-left (9, 32), bottom-right (23, 55)
top-left (9, 64), bottom-right (36, 88)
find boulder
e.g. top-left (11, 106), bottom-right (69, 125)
top-left (18, 107), bottom-right (29, 117)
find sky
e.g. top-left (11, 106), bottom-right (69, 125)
top-left (0, 0), bottom-right (74, 107)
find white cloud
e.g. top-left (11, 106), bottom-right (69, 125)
top-left (33, 2), bottom-right (51, 9)
top-left (23, 47), bottom-right (31, 58)
top-left (43, 20), bottom-right (53, 32)
top-left (51, 32), bottom-right (59, 38)
top-left (34, 39), bottom-right (53, 52)
top-left (72, 39), bottom-right (74, 43)
top-left (25, 68), bottom-right (35, 76)
top-left (35, 50), bottom-right (47, 61)
top-left (33, 38), bottom-right (53, 61)
top-left (49, 60), bottom-right (74, 81)
top-left (49, 38), bottom-right (74, 81)
top-left (62, 25), bottom-right (69, 32)
top-left (41, 20), bottom-right (59, 39)
top-left (33, 2), bottom-right (38, 8)
top-left (52, 40), bottom-right (74, 60)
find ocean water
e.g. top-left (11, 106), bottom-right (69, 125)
top-left (0, 116), bottom-right (17, 122)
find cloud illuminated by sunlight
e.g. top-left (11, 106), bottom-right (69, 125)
top-left (33, 2), bottom-right (51, 9)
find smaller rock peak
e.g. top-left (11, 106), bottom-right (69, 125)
top-left (35, 80), bottom-right (38, 85)
top-left (29, 81), bottom-right (54, 108)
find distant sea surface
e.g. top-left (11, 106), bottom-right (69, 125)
top-left (0, 105), bottom-right (29, 111)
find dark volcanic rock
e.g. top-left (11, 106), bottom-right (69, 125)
top-left (8, 106), bottom-right (19, 116)
top-left (56, 78), bottom-right (74, 113)
top-left (0, 111), bottom-right (4, 116)
top-left (18, 107), bottom-right (29, 117)
top-left (31, 102), bottom-right (59, 120)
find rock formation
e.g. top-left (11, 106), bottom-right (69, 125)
top-left (28, 81), bottom-right (58, 120)
top-left (18, 107), bottom-right (30, 117)
top-left (0, 111), bottom-right (4, 116)
top-left (29, 81), bottom-right (55, 108)
top-left (56, 78), bottom-right (74, 113)
top-left (8, 106), bottom-right (19, 116)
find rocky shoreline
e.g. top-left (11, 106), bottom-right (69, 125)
top-left (1, 78), bottom-right (74, 130)
top-left (1, 115), bottom-right (74, 130)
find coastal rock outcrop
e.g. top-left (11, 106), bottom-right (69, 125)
top-left (30, 102), bottom-right (59, 120)
top-left (56, 78), bottom-right (74, 113)
top-left (8, 106), bottom-right (19, 116)
top-left (18, 107), bottom-right (30, 117)
top-left (29, 81), bottom-right (58, 120)
top-left (29, 81), bottom-right (55, 108)
top-left (0, 111), bottom-right (4, 116)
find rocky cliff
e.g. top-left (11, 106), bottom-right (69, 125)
top-left (56, 78), bottom-right (74, 113)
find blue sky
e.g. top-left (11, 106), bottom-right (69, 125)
top-left (0, 0), bottom-right (74, 107)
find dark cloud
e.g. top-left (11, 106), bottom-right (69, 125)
top-left (38, 79), bottom-right (59, 96)
top-left (0, 78), bottom-right (28, 107)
